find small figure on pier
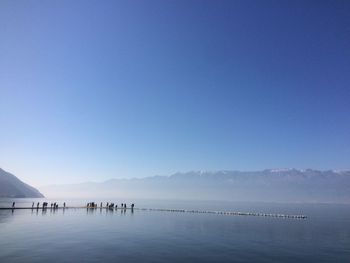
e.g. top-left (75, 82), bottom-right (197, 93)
top-left (37, 202), bottom-right (40, 209)
top-left (106, 202), bottom-right (109, 208)
top-left (32, 202), bottom-right (34, 209)
top-left (131, 203), bottom-right (134, 209)
top-left (63, 202), bottom-right (66, 208)
top-left (124, 204), bottom-right (126, 209)
top-left (100, 202), bottom-right (102, 208)
top-left (12, 202), bottom-right (15, 208)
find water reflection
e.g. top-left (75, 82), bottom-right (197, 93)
top-left (0, 210), bottom-right (14, 224)
top-left (83, 207), bottom-right (134, 216)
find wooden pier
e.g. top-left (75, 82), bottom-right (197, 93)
top-left (0, 207), bottom-right (307, 219)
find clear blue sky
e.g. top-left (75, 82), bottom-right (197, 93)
top-left (1, 0), bottom-right (349, 186)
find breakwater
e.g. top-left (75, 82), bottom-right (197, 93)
top-left (0, 206), bottom-right (307, 219)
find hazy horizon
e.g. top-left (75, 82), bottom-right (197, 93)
top-left (38, 167), bottom-right (350, 185)
top-left (2, 167), bottom-right (350, 188)
top-left (32, 169), bottom-right (350, 204)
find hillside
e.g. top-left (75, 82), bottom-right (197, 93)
top-left (0, 168), bottom-right (44, 198)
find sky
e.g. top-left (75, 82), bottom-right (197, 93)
top-left (0, 0), bottom-right (349, 186)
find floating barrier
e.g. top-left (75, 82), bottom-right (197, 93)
top-left (134, 208), bottom-right (307, 219)
top-left (0, 206), bottom-right (307, 219)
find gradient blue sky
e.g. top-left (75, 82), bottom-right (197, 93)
top-left (1, 0), bottom-right (349, 186)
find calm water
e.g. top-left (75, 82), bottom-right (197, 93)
top-left (0, 199), bottom-right (349, 262)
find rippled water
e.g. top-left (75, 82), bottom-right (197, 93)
top-left (0, 199), bottom-right (349, 262)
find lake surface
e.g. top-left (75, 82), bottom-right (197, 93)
top-left (0, 199), bottom-right (349, 262)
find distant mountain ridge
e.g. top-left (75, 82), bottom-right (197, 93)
top-left (0, 168), bottom-right (44, 198)
top-left (40, 169), bottom-right (350, 203)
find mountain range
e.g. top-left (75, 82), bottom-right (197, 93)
top-left (0, 168), bottom-right (44, 198)
top-left (39, 169), bottom-right (350, 203)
